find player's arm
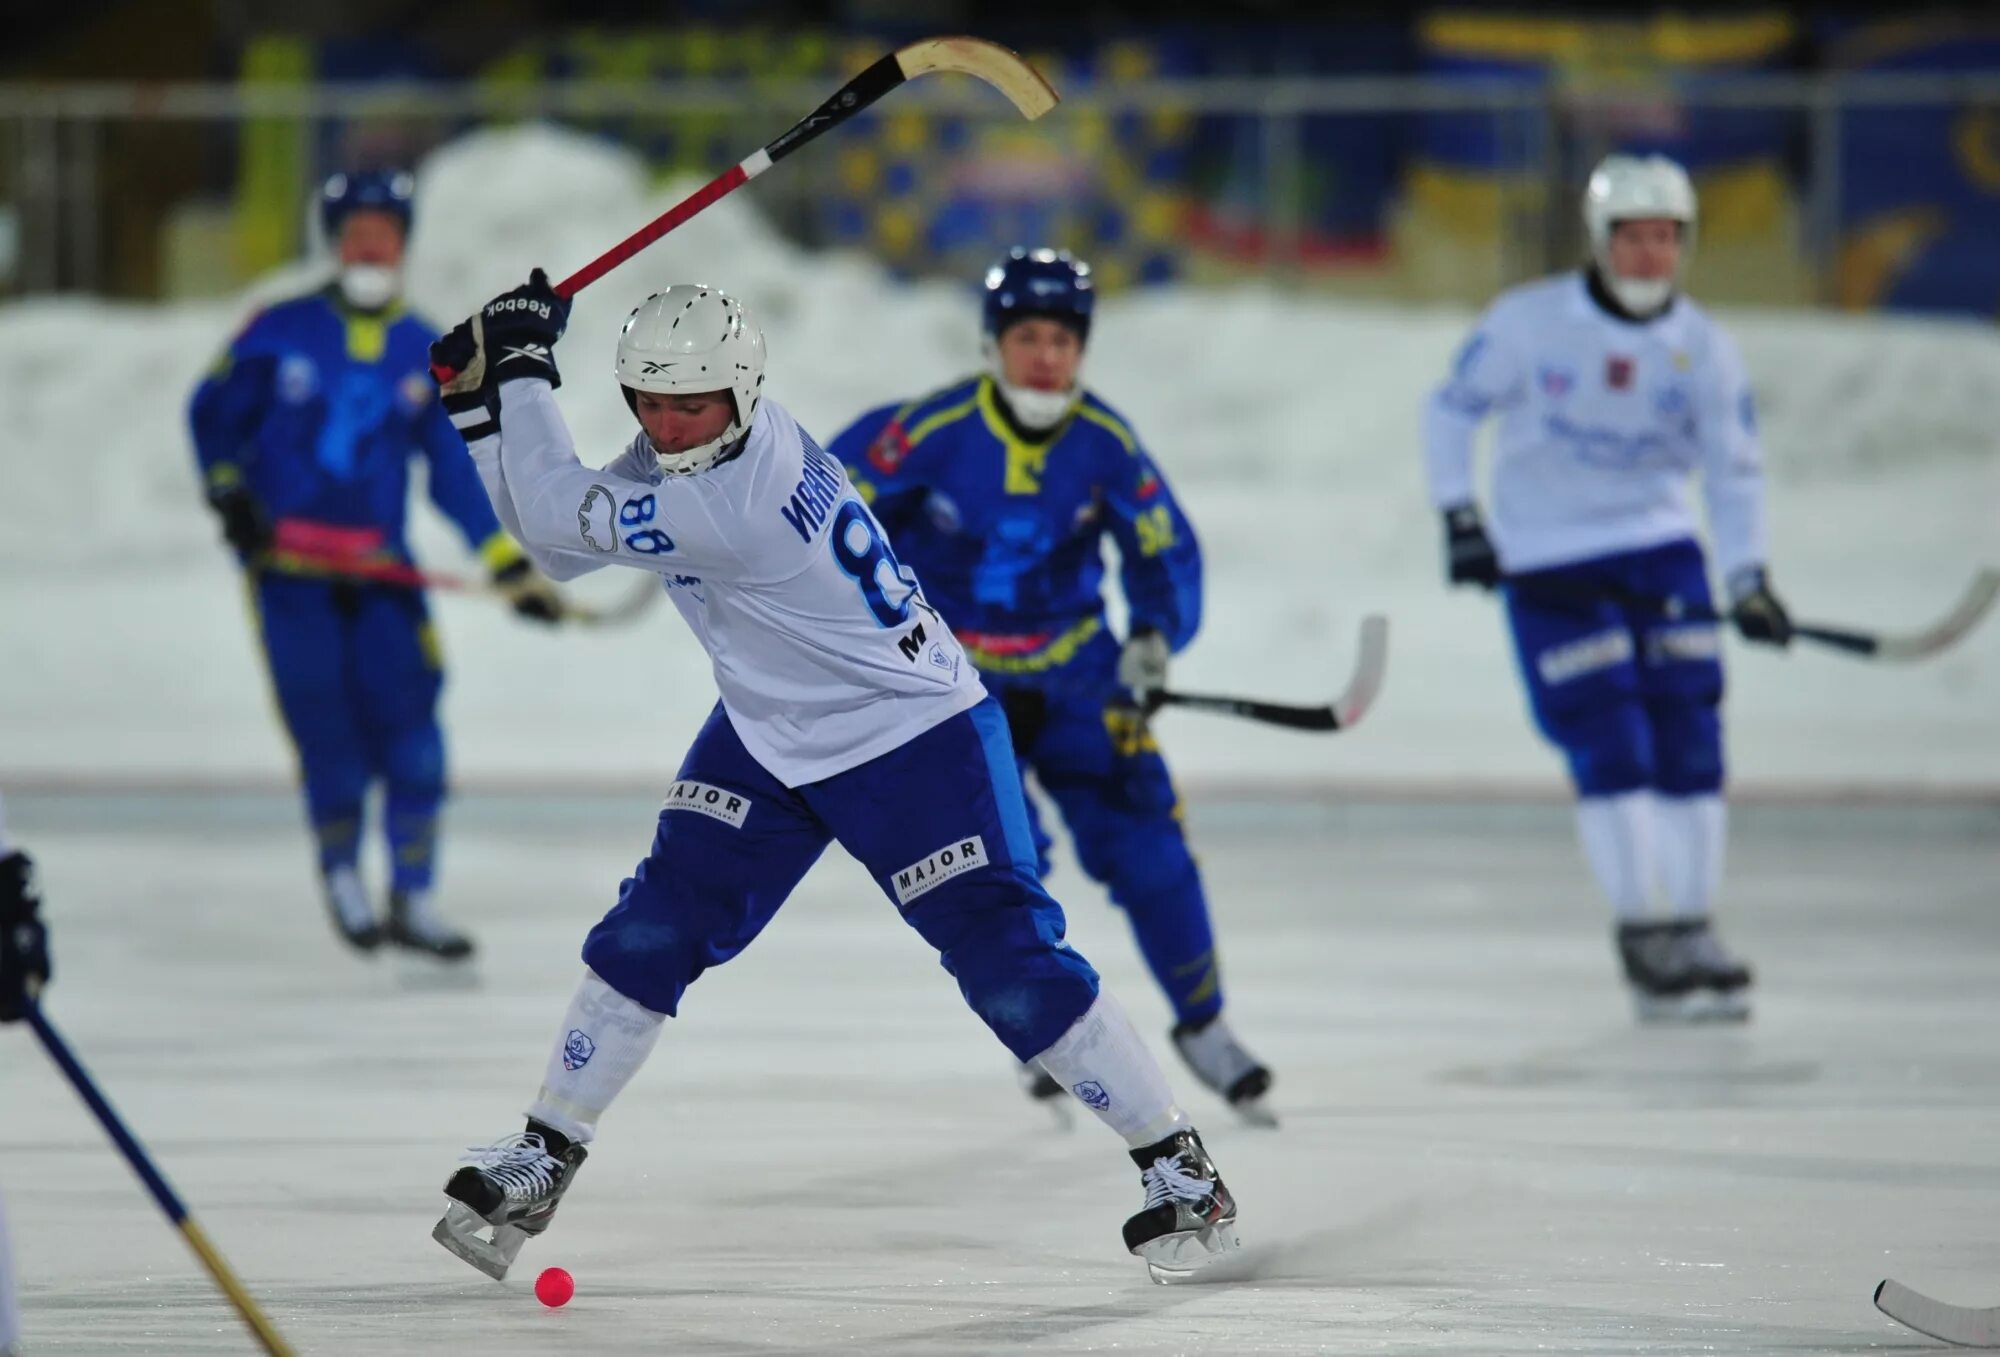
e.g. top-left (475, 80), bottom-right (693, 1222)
top-left (1698, 328), bottom-right (1791, 646)
top-left (829, 401), bottom-right (928, 530)
top-left (186, 313), bottom-right (278, 559)
top-left (413, 377), bottom-right (562, 620)
top-left (1421, 306), bottom-right (1524, 588)
top-left (1100, 424), bottom-right (1202, 695)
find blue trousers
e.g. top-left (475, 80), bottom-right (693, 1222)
top-left (583, 698), bottom-right (1102, 1062)
top-left (1503, 538), bottom-right (1726, 798)
top-left (253, 574), bottom-right (446, 891)
top-left (996, 681), bottom-right (1223, 1027)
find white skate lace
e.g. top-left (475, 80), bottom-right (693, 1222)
top-left (462, 1134), bottom-right (561, 1200)
top-left (1140, 1153), bottom-right (1213, 1210)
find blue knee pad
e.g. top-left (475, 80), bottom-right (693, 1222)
top-left (901, 878), bottom-right (1100, 1061)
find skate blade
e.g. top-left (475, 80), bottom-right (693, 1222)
top-left (1230, 1096), bottom-right (1279, 1130)
top-left (432, 1201), bottom-right (528, 1280)
top-left (1135, 1219), bottom-right (1243, 1285)
top-left (1634, 989), bottom-right (1752, 1024)
top-left (394, 950), bottom-right (483, 992)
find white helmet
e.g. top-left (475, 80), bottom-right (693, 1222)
top-left (615, 284), bottom-right (767, 476)
top-left (1582, 153), bottom-right (1698, 317)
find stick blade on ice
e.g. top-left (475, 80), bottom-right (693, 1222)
top-left (893, 37), bottom-right (1059, 119)
top-left (1876, 1279), bottom-right (2000, 1347)
top-left (1334, 614), bottom-right (1390, 728)
top-left (1873, 568), bottom-right (2000, 661)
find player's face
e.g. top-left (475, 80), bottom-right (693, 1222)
top-left (997, 318), bottom-right (1082, 392)
top-left (336, 210), bottom-right (406, 268)
top-left (635, 389), bottom-right (737, 454)
top-left (1606, 218), bottom-right (1682, 281)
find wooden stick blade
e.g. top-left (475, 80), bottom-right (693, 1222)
top-left (1872, 567), bottom-right (2000, 661)
top-left (894, 37), bottom-right (1059, 119)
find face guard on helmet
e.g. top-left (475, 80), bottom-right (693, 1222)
top-left (981, 246), bottom-right (1094, 431)
top-left (318, 169), bottom-right (415, 311)
top-left (1582, 153), bottom-right (1698, 318)
top-left (615, 284), bottom-right (767, 476)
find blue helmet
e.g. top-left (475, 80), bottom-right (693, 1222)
top-left (982, 246), bottom-right (1093, 344)
top-left (318, 168), bottom-right (416, 241)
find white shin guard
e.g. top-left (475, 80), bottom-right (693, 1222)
top-left (1576, 791), bottom-right (1656, 921)
top-left (527, 970), bottom-right (666, 1144)
top-left (1655, 793), bottom-right (1727, 919)
top-left (1032, 992), bottom-right (1191, 1149)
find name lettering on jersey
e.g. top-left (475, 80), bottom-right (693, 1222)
top-left (577, 484), bottom-right (618, 552)
top-left (893, 836), bottom-right (987, 907)
top-left (661, 779), bottom-right (751, 829)
top-left (779, 440), bottom-right (849, 544)
top-left (1536, 629), bottom-right (1634, 685)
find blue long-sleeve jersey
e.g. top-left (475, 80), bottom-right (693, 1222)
top-left (829, 375), bottom-right (1201, 686)
top-left (188, 287), bottom-right (508, 564)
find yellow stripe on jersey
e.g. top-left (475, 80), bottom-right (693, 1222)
top-left (903, 391), bottom-right (981, 449)
top-left (974, 378), bottom-right (1057, 495)
top-left (1075, 402), bottom-right (1138, 454)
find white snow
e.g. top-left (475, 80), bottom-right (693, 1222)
top-left (1, 122), bottom-right (1995, 794)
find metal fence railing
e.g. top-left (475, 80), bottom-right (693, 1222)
top-left (4, 72), bottom-right (2000, 307)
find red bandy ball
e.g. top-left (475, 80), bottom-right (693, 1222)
top-left (535, 1266), bottom-right (575, 1308)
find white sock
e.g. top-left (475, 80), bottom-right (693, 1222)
top-left (526, 970), bottom-right (666, 1145)
top-left (0, 1191), bottom-right (19, 1351)
top-left (1575, 791), bottom-right (1655, 921)
top-left (1655, 793), bottom-right (1726, 920)
top-left (1032, 993), bottom-right (1191, 1149)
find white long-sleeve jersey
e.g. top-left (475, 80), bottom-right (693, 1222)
top-left (1423, 272), bottom-right (1768, 581)
top-left (472, 380), bottom-right (985, 787)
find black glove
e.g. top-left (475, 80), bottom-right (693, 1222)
top-left (429, 320), bottom-right (498, 442)
top-left (492, 556), bottom-right (563, 625)
top-left (0, 850), bottom-right (50, 1023)
top-left (480, 268), bottom-right (569, 389)
top-left (207, 484), bottom-right (274, 558)
top-left (1728, 566), bottom-right (1793, 647)
top-left (1442, 504), bottom-right (1501, 589)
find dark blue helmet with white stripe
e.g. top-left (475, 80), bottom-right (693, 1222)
top-left (318, 168), bottom-right (416, 240)
top-left (982, 246), bottom-right (1093, 345)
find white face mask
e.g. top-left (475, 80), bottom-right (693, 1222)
top-left (993, 377), bottom-right (1078, 432)
top-left (1606, 272), bottom-right (1674, 317)
top-left (337, 263), bottom-right (401, 311)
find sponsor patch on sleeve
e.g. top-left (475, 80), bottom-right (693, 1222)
top-left (661, 779), bottom-right (752, 828)
top-left (892, 835), bottom-right (988, 907)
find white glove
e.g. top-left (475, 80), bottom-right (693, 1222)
top-left (1118, 628), bottom-right (1170, 697)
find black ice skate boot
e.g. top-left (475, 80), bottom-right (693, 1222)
top-left (1618, 920), bottom-right (1749, 1023)
top-left (1677, 917), bottom-right (1753, 1021)
top-left (433, 1122), bottom-right (587, 1279)
top-left (1171, 1013), bottom-right (1276, 1128)
top-left (321, 865), bottom-right (382, 953)
top-left (1122, 1128), bottom-right (1240, 1283)
top-left (1016, 1060), bottom-right (1073, 1128)
top-left (385, 888), bottom-right (475, 961)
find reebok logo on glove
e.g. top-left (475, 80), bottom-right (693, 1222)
top-left (486, 297), bottom-right (554, 320)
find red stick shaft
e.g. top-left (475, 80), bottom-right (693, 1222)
top-left (554, 163), bottom-right (752, 299)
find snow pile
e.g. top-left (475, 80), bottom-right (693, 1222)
top-left (0, 123), bottom-right (1994, 792)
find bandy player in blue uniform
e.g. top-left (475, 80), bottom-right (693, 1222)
top-left (188, 170), bottom-right (560, 961)
top-left (828, 248), bottom-right (1274, 1125)
top-left (423, 271), bottom-right (1242, 1281)
top-left (1423, 154), bottom-right (1793, 1021)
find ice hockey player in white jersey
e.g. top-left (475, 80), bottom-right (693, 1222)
top-left (421, 271), bottom-right (1240, 1282)
top-left (1423, 154), bottom-right (1793, 1021)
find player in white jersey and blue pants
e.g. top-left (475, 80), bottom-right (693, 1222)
top-left (420, 272), bottom-right (1240, 1281)
top-left (1423, 154), bottom-right (1794, 1021)
top-left (0, 790), bottom-right (50, 1356)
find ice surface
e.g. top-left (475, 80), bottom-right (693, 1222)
top-left (0, 123), bottom-right (1996, 793)
top-left (2, 793), bottom-right (1996, 1354)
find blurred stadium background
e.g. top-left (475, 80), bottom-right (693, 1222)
top-left (1, 2), bottom-right (1994, 797)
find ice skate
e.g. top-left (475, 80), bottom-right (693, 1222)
top-left (386, 888), bottom-right (475, 961)
top-left (1015, 1059), bottom-right (1073, 1129)
top-left (432, 1123), bottom-right (586, 1280)
top-left (1122, 1128), bottom-right (1240, 1283)
top-left (1618, 920), bottom-right (1750, 1023)
top-left (321, 865), bottom-right (382, 953)
top-left (1171, 1014), bottom-right (1276, 1127)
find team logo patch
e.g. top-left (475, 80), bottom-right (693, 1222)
top-left (661, 779), bottom-right (751, 828)
top-left (562, 1029), bottom-right (596, 1071)
top-left (867, 420), bottom-right (911, 474)
top-left (1539, 365), bottom-right (1574, 398)
top-left (893, 836), bottom-right (987, 907)
top-left (577, 484), bottom-right (618, 553)
top-left (278, 353), bottom-right (318, 405)
top-left (1605, 354), bottom-right (1635, 390)
top-left (1072, 1080), bottom-right (1111, 1110)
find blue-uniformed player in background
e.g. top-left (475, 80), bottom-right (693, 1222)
top-left (187, 169), bottom-right (561, 962)
top-left (828, 248), bottom-right (1275, 1126)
